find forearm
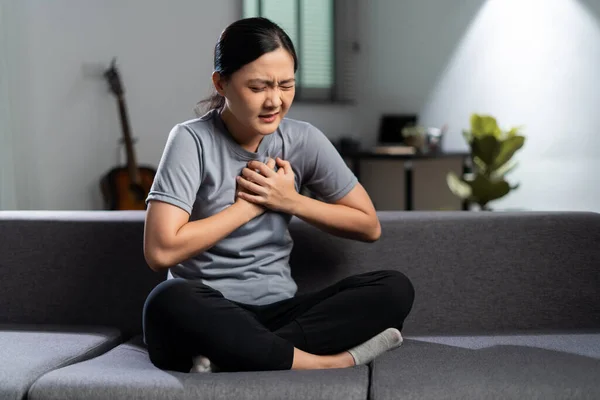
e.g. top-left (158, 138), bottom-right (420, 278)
top-left (290, 194), bottom-right (380, 242)
top-left (148, 202), bottom-right (256, 270)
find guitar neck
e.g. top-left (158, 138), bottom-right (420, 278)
top-left (117, 96), bottom-right (140, 184)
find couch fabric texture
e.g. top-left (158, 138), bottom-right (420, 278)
top-left (1, 210), bottom-right (599, 399)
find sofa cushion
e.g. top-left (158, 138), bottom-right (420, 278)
top-left (407, 332), bottom-right (600, 359)
top-left (370, 334), bottom-right (600, 400)
top-left (29, 336), bottom-right (369, 400)
top-left (0, 325), bottom-right (121, 400)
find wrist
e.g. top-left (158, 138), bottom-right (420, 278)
top-left (287, 192), bottom-right (305, 216)
top-left (231, 200), bottom-right (258, 223)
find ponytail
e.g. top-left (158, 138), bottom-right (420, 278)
top-left (194, 91), bottom-right (225, 117)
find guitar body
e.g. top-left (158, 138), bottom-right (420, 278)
top-left (100, 165), bottom-right (156, 210)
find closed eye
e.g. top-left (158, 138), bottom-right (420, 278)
top-left (250, 85), bottom-right (294, 92)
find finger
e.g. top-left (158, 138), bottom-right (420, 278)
top-left (242, 167), bottom-right (269, 186)
top-left (236, 176), bottom-right (267, 195)
top-left (266, 157), bottom-right (276, 170)
top-left (248, 160), bottom-right (276, 177)
top-left (276, 157), bottom-right (293, 175)
top-left (237, 191), bottom-right (264, 204)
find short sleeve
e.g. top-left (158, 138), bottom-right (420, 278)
top-left (146, 124), bottom-right (202, 214)
top-left (301, 124), bottom-right (358, 202)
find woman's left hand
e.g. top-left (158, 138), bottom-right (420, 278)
top-left (236, 157), bottom-right (299, 214)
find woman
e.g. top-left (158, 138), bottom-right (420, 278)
top-left (142, 17), bottom-right (415, 373)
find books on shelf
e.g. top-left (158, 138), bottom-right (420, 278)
top-left (371, 145), bottom-right (416, 155)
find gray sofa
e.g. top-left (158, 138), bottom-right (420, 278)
top-left (1, 210), bottom-right (599, 400)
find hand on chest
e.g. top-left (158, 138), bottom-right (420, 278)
top-left (196, 153), bottom-right (300, 217)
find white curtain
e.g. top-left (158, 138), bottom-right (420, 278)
top-left (0, 0), bottom-right (17, 210)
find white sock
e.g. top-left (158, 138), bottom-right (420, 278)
top-left (190, 355), bottom-right (214, 373)
top-left (347, 328), bottom-right (403, 365)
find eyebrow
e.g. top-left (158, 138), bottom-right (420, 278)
top-left (248, 78), bottom-right (296, 86)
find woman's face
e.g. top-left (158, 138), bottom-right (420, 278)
top-left (214, 47), bottom-right (296, 138)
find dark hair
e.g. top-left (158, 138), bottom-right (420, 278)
top-left (195, 17), bottom-right (298, 116)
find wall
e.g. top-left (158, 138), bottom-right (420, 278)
top-left (419, 0), bottom-right (600, 211)
top-left (0, 0), bottom-right (18, 209)
top-left (7, 0), bottom-right (241, 210)
top-left (5, 0), bottom-right (600, 212)
top-left (361, 0), bottom-right (600, 212)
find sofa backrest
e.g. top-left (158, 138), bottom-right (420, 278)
top-left (290, 211), bottom-right (600, 335)
top-left (1, 210), bottom-right (599, 337)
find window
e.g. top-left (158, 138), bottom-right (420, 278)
top-left (243, 0), bottom-right (358, 103)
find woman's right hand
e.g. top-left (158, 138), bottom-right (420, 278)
top-left (235, 157), bottom-right (276, 218)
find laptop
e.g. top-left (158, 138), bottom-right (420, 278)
top-left (373, 114), bottom-right (418, 154)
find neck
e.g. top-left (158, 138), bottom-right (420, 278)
top-left (220, 107), bottom-right (262, 153)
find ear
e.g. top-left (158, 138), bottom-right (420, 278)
top-left (212, 71), bottom-right (227, 96)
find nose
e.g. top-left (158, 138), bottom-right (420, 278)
top-left (264, 88), bottom-right (283, 109)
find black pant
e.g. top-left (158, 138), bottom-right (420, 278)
top-left (143, 270), bottom-right (415, 373)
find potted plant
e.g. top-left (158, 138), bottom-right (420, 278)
top-left (447, 114), bottom-right (525, 211)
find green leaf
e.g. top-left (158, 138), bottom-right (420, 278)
top-left (471, 114), bottom-right (500, 138)
top-left (495, 127), bottom-right (503, 138)
top-left (446, 172), bottom-right (472, 200)
top-left (469, 174), bottom-right (511, 205)
top-left (472, 156), bottom-right (487, 174)
top-left (506, 126), bottom-right (523, 138)
top-left (491, 160), bottom-right (518, 180)
top-left (492, 135), bottom-right (525, 170)
top-left (472, 135), bottom-right (500, 165)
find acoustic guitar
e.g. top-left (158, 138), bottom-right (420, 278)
top-left (100, 58), bottom-right (156, 210)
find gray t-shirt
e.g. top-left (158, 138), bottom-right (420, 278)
top-left (146, 109), bottom-right (358, 305)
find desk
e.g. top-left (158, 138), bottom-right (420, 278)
top-left (340, 150), bottom-right (471, 211)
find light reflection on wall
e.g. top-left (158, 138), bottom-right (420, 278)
top-left (421, 0), bottom-right (600, 211)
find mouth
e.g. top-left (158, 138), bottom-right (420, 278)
top-left (258, 112), bottom-right (280, 123)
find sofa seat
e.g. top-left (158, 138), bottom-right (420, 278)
top-left (371, 333), bottom-right (600, 400)
top-left (29, 336), bottom-right (370, 400)
top-left (0, 325), bottom-right (121, 400)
